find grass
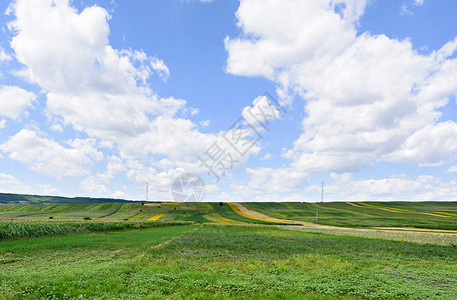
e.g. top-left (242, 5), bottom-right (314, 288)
top-left (0, 201), bottom-right (456, 299)
top-left (1, 224), bottom-right (457, 299)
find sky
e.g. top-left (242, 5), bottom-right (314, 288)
top-left (0, 0), bottom-right (457, 202)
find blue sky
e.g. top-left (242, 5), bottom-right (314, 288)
top-left (1, 0), bottom-right (457, 201)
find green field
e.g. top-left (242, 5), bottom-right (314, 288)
top-left (1, 224), bottom-right (457, 299)
top-left (2, 201), bottom-right (457, 230)
top-left (1, 200), bottom-right (457, 299)
top-left (243, 202), bottom-right (457, 230)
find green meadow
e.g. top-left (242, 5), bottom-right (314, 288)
top-left (1, 199), bottom-right (457, 299)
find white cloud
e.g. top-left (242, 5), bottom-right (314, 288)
top-left (0, 172), bottom-right (30, 194)
top-left (150, 57), bottom-right (170, 82)
top-left (7, 0), bottom-right (226, 193)
top-left (199, 120), bottom-right (210, 127)
top-left (260, 153), bottom-right (273, 160)
top-left (190, 107), bottom-right (199, 116)
top-left (224, 166), bottom-right (309, 202)
top-left (399, 4), bottom-right (412, 16)
top-left (80, 175), bottom-right (108, 194)
top-left (79, 155), bottom-right (126, 195)
top-left (38, 184), bottom-right (59, 195)
top-left (226, 0), bottom-right (457, 174)
top-left (0, 129), bottom-right (93, 178)
top-left (313, 173), bottom-right (457, 201)
top-left (67, 138), bottom-right (104, 162)
top-left (246, 167), bottom-right (308, 194)
top-left (112, 190), bottom-right (126, 199)
top-left (241, 95), bottom-right (282, 128)
top-left (0, 85), bottom-right (35, 119)
top-left (225, 0), bottom-right (365, 79)
top-left (385, 122), bottom-right (457, 166)
top-left (447, 165), bottom-right (457, 173)
top-left (0, 47), bottom-right (12, 62)
top-left (400, 0), bottom-right (424, 15)
top-left (50, 123), bottom-right (63, 131)
top-left (0, 119), bottom-right (6, 130)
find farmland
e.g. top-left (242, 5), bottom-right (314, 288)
top-left (1, 200), bottom-right (457, 299)
top-left (1, 201), bottom-right (457, 230)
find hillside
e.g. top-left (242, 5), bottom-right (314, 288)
top-left (0, 192), bottom-right (135, 205)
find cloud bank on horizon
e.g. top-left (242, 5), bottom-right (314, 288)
top-left (0, 0), bottom-right (457, 201)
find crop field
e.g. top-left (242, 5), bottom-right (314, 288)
top-left (1, 200), bottom-right (457, 299)
top-left (2, 201), bottom-right (457, 230)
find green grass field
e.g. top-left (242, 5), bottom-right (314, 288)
top-left (1, 200), bottom-right (457, 299)
top-left (1, 224), bottom-right (457, 299)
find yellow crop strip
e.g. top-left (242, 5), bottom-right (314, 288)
top-left (204, 213), bottom-right (242, 224)
top-left (431, 211), bottom-right (457, 217)
top-left (226, 202), bottom-right (287, 224)
top-left (161, 202), bottom-right (181, 205)
top-left (147, 213), bottom-right (165, 221)
top-left (127, 212), bottom-right (149, 221)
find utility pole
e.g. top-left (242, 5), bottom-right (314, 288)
top-left (146, 181), bottom-right (149, 202)
top-left (321, 180), bottom-right (324, 203)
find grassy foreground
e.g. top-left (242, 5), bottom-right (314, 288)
top-left (1, 224), bottom-right (457, 299)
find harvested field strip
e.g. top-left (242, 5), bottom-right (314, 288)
top-left (357, 202), bottom-right (454, 217)
top-left (227, 202), bottom-right (291, 224)
top-left (147, 213), bottom-right (165, 221)
top-left (357, 202), bottom-right (411, 212)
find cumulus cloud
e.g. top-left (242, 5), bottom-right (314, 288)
top-left (0, 172), bottom-right (30, 193)
top-left (385, 122), bottom-right (457, 166)
top-left (0, 129), bottom-right (93, 178)
top-left (447, 165), bottom-right (457, 173)
top-left (260, 153), bottom-right (273, 160)
top-left (150, 57), bottom-right (170, 82)
top-left (241, 94), bottom-right (283, 129)
top-left (311, 173), bottom-right (457, 201)
top-left (0, 85), bottom-right (35, 119)
top-left (6, 0), bottom-right (223, 193)
top-left (67, 138), bottom-right (104, 162)
top-left (245, 167), bottom-right (308, 194)
top-left (225, 0), bottom-right (457, 174)
top-left (0, 47), bottom-right (12, 62)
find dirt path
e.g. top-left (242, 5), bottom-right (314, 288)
top-left (421, 212), bottom-right (448, 218)
top-left (230, 203), bottom-right (457, 236)
top-left (373, 227), bottom-right (457, 233)
top-left (231, 203), bottom-right (337, 229)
